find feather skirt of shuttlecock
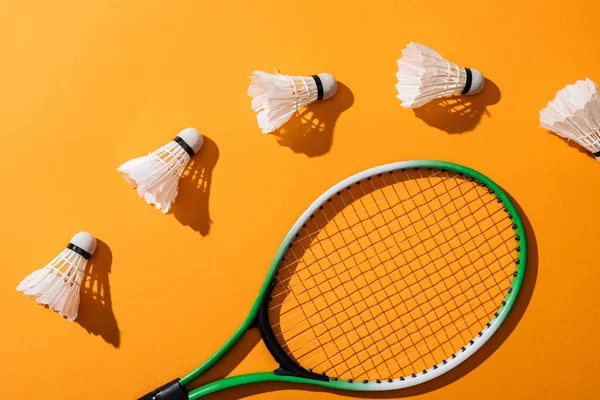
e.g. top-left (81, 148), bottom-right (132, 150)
top-left (540, 78), bottom-right (600, 157)
top-left (396, 43), bottom-right (472, 109)
top-left (248, 71), bottom-right (322, 134)
top-left (16, 249), bottom-right (88, 321)
top-left (117, 141), bottom-right (192, 213)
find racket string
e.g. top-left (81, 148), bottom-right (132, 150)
top-left (268, 169), bottom-right (517, 381)
top-left (347, 172), bottom-right (510, 377)
top-left (271, 186), bottom-right (507, 320)
top-left (274, 170), bottom-right (457, 276)
top-left (272, 186), bottom-right (511, 340)
top-left (272, 177), bottom-right (511, 339)
top-left (325, 272), bottom-right (511, 380)
top-left (288, 212), bottom-right (512, 376)
top-left (272, 176), bottom-right (491, 302)
top-left (274, 170), bottom-right (470, 279)
top-left (290, 251), bottom-right (514, 370)
top-left (364, 180), bottom-right (515, 379)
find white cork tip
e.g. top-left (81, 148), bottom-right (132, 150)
top-left (316, 73), bottom-right (337, 100)
top-left (177, 128), bottom-right (203, 154)
top-left (467, 69), bottom-right (484, 95)
top-left (69, 232), bottom-right (97, 256)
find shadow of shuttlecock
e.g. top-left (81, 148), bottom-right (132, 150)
top-left (172, 136), bottom-right (219, 236)
top-left (273, 81), bottom-right (354, 157)
top-left (413, 78), bottom-right (501, 134)
top-left (76, 239), bottom-right (120, 348)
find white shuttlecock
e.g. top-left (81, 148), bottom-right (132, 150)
top-left (540, 78), bottom-right (600, 160)
top-left (248, 70), bottom-right (337, 133)
top-left (117, 128), bottom-right (203, 213)
top-left (16, 232), bottom-right (97, 322)
top-left (396, 43), bottom-right (484, 108)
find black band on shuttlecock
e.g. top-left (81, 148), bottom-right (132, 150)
top-left (67, 243), bottom-right (92, 260)
top-left (312, 75), bottom-right (324, 101)
top-left (173, 136), bottom-right (195, 157)
top-left (462, 68), bottom-right (473, 95)
top-left (593, 151), bottom-right (600, 157)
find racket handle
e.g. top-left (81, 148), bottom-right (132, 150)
top-left (138, 378), bottom-right (188, 400)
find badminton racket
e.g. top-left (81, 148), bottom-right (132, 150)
top-left (139, 160), bottom-right (527, 399)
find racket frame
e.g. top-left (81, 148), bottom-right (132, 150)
top-left (155, 160), bottom-right (526, 399)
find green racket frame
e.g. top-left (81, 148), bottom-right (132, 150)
top-left (142, 160), bottom-right (527, 400)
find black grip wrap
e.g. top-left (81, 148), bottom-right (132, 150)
top-left (462, 68), bottom-right (473, 95)
top-left (67, 243), bottom-right (92, 260)
top-left (173, 136), bottom-right (195, 157)
top-left (137, 379), bottom-right (187, 400)
top-left (312, 75), bottom-right (324, 101)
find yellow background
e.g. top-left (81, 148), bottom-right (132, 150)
top-left (1, 1), bottom-right (598, 399)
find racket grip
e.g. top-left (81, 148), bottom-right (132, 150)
top-left (138, 378), bottom-right (188, 400)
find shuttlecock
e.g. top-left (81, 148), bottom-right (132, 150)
top-left (117, 127), bottom-right (203, 213)
top-left (540, 78), bottom-right (600, 160)
top-left (17, 232), bottom-right (97, 322)
top-left (248, 70), bottom-right (337, 133)
top-left (396, 43), bottom-right (484, 108)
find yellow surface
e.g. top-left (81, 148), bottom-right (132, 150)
top-left (0, 1), bottom-right (599, 399)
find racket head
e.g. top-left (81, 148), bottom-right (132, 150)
top-left (252, 160), bottom-right (526, 391)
